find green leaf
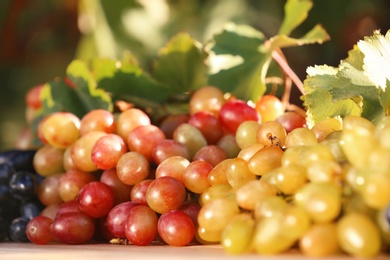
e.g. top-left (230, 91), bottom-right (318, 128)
top-left (152, 32), bottom-right (208, 93)
top-left (207, 23), bottom-right (269, 102)
top-left (269, 24), bottom-right (330, 50)
top-left (278, 0), bottom-right (313, 36)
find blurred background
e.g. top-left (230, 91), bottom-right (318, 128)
top-left (1, 0), bottom-right (390, 150)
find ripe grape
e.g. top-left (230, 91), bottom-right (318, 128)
top-left (116, 108), bottom-right (151, 140)
top-left (225, 158), bottom-right (256, 189)
top-left (188, 111), bottom-right (224, 144)
top-left (51, 211), bottom-right (95, 244)
top-left (106, 201), bottom-right (139, 238)
top-left (155, 156), bottom-right (190, 184)
top-left (189, 86), bottom-right (225, 117)
top-left (173, 123), bottom-right (207, 159)
top-left (130, 179), bottom-right (153, 205)
top-left (284, 127), bottom-right (318, 147)
top-left (79, 109), bottom-right (116, 136)
top-left (33, 145), bottom-right (65, 177)
top-left (235, 120), bottom-right (261, 149)
top-left (37, 173), bottom-right (64, 206)
top-left (152, 139), bottom-right (191, 165)
top-left (248, 146), bottom-right (284, 176)
top-left (57, 170), bottom-right (97, 202)
top-left (192, 145), bottom-right (228, 167)
top-left (26, 215), bottom-right (55, 245)
top-left (217, 134), bottom-right (240, 158)
top-left (78, 181), bottom-right (115, 218)
top-left (255, 94), bottom-right (284, 122)
top-left (25, 84), bottom-right (44, 109)
top-left (157, 210), bottom-right (195, 246)
top-left (235, 180), bottom-right (277, 210)
top-left (256, 121), bottom-right (286, 147)
top-left (116, 151), bottom-right (150, 185)
top-left (9, 217), bottom-right (30, 242)
top-left (219, 99), bottom-right (259, 134)
top-left (275, 111), bottom-right (306, 133)
top-left (124, 205), bottom-right (158, 246)
top-left (91, 133), bottom-right (127, 170)
top-left (159, 114), bottom-right (189, 139)
top-left (183, 160), bottom-right (213, 194)
top-left (9, 171), bottom-right (38, 201)
top-left (100, 168), bottom-right (133, 205)
top-left (146, 176), bottom-right (186, 214)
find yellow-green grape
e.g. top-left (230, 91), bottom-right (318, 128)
top-left (256, 121), bottom-right (286, 147)
top-left (282, 205), bottom-right (311, 241)
top-left (299, 222), bottom-right (341, 257)
top-left (294, 182), bottom-right (342, 223)
top-left (343, 165), bottom-right (367, 193)
top-left (33, 144), bottom-right (65, 177)
top-left (366, 146), bottom-right (390, 174)
top-left (225, 158), bottom-right (256, 189)
top-left (281, 145), bottom-right (305, 167)
top-left (217, 134), bottom-right (240, 158)
top-left (259, 169), bottom-right (278, 187)
top-left (299, 144), bottom-right (335, 167)
top-left (173, 123), bottom-right (207, 159)
top-left (361, 172), bottom-right (390, 210)
top-left (197, 198), bottom-right (239, 233)
top-left (274, 164), bottom-right (307, 195)
top-left (199, 184), bottom-right (234, 206)
top-left (221, 213), bottom-right (255, 255)
top-left (342, 115), bottom-right (376, 132)
top-left (248, 146), bottom-right (284, 176)
top-left (306, 160), bottom-right (342, 183)
top-left (337, 212), bottom-right (382, 258)
top-left (207, 159), bottom-right (232, 186)
top-left (284, 127), bottom-right (318, 148)
top-left (310, 118), bottom-right (342, 142)
top-left (196, 226), bottom-right (221, 244)
top-left (343, 192), bottom-right (377, 220)
top-left (320, 131), bottom-right (347, 163)
top-left (235, 121), bottom-right (260, 149)
top-left (235, 180), bottom-right (277, 210)
top-left (376, 206), bottom-right (390, 247)
top-left (254, 195), bottom-right (289, 221)
top-left (375, 116), bottom-right (390, 148)
top-left (251, 216), bottom-right (296, 255)
top-left (237, 143), bottom-right (264, 162)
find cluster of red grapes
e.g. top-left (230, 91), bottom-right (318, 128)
top-left (19, 85), bottom-right (303, 247)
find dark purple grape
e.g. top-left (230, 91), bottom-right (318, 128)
top-left (9, 171), bottom-right (38, 201)
top-left (0, 215), bottom-right (11, 242)
top-left (20, 200), bottom-right (44, 220)
top-left (9, 217), bottom-right (30, 242)
top-left (0, 163), bottom-right (14, 184)
top-left (0, 184), bottom-right (13, 202)
top-left (1, 150), bottom-right (36, 173)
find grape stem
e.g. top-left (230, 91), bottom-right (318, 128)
top-left (271, 48), bottom-right (305, 95)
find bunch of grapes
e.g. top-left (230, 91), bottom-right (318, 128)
top-left (13, 84), bottom-right (390, 258)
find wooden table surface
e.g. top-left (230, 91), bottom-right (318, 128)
top-left (0, 243), bottom-right (389, 260)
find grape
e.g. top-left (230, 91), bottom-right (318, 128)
top-left (219, 99), bottom-right (259, 134)
top-left (130, 179), bottom-right (153, 205)
top-left (255, 94), bottom-right (284, 122)
top-left (33, 144), bottom-right (65, 177)
top-left (198, 198), bottom-right (239, 233)
top-left (337, 212), bottom-right (381, 258)
top-left (225, 158), bottom-right (256, 189)
top-left (254, 195), bottom-right (289, 221)
top-left (183, 160), bottom-right (213, 194)
top-left (284, 127), bottom-right (318, 147)
top-left (42, 112), bottom-right (81, 149)
top-left (125, 205), bottom-right (158, 246)
top-left (199, 184), bottom-right (234, 206)
top-left (127, 124), bottom-right (166, 162)
top-left (179, 201), bottom-right (201, 227)
top-left (78, 181), bottom-right (115, 218)
top-left (57, 170), bottom-right (97, 202)
top-left (155, 156), bottom-right (190, 184)
top-left (106, 201), bottom-right (139, 238)
top-left (188, 111), bottom-right (224, 144)
top-left (207, 159), bottom-right (232, 186)
top-left (26, 215), bottom-right (55, 245)
top-left (248, 146), bottom-right (284, 176)
top-left (360, 172), bottom-right (390, 210)
top-left (63, 146), bottom-right (77, 171)
top-left (56, 200), bottom-right (81, 216)
top-left (310, 118), bottom-right (342, 142)
top-left (273, 164), bottom-right (307, 195)
top-left (40, 203), bottom-right (60, 220)
top-left (51, 211), bottom-right (95, 244)
top-left (79, 109), bottom-right (116, 136)
top-left (217, 134), bottom-right (240, 158)
top-left (152, 139), bottom-right (191, 165)
top-left (192, 145), bottom-right (228, 167)
top-left (116, 151), bottom-right (150, 186)
top-left (306, 160), bottom-right (342, 184)
top-left (100, 168), bottom-right (133, 205)
top-left (235, 180), bottom-right (277, 210)
top-left (196, 226), bottom-right (221, 244)
top-left (189, 86), bottom-right (226, 117)
top-left (235, 120), bottom-right (261, 149)
top-left (275, 111), bottom-right (306, 133)
top-left (173, 123), bottom-right (207, 159)
top-left (237, 143), bottom-right (264, 162)
top-left (9, 217), bottom-right (30, 242)
top-left (91, 133), bottom-right (128, 170)
top-left (70, 131), bottom-right (107, 172)
top-left (20, 199), bottom-right (44, 220)
top-left (157, 210), bottom-right (195, 246)
top-left (221, 213), bottom-right (255, 255)
top-left (256, 121), bottom-right (286, 147)
top-left (116, 108), bottom-right (151, 141)
top-left (37, 173), bottom-right (63, 206)
top-left (9, 171), bottom-right (38, 201)
top-left (146, 176), bottom-right (186, 214)
top-left (25, 84), bottom-right (44, 109)
top-left (299, 222), bottom-right (340, 257)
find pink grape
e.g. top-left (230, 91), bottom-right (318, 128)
top-left (124, 205), bottom-right (158, 246)
top-left (157, 210), bottom-right (195, 246)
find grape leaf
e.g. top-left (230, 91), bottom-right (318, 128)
top-left (152, 32), bottom-right (208, 93)
top-left (207, 22), bottom-right (269, 102)
top-left (278, 0), bottom-right (313, 36)
top-left (302, 31), bottom-right (390, 126)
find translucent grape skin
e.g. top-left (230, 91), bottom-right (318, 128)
top-left (57, 170), bottom-right (97, 202)
top-left (189, 86), bottom-right (226, 117)
top-left (155, 156), bottom-right (190, 184)
top-left (124, 205), bottom-right (158, 246)
top-left (146, 176), bottom-right (186, 214)
top-left (26, 215), bottom-right (55, 245)
top-left (91, 133), bottom-right (127, 170)
top-left (192, 145), bottom-right (228, 167)
top-left (130, 179), bottom-right (153, 205)
top-left (152, 139), bottom-right (191, 165)
top-left (116, 151), bottom-right (150, 186)
top-left (157, 209), bottom-right (195, 246)
top-left (275, 111), bottom-right (307, 133)
top-left (173, 123), bottom-right (208, 159)
top-left (51, 211), bottom-right (95, 245)
top-left (183, 160), bottom-right (213, 194)
top-left (33, 144), bottom-right (65, 177)
top-left (37, 173), bottom-right (63, 206)
top-left (79, 109), bottom-right (116, 136)
top-left (116, 108), bottom-right (151, 141)
top-left (77, 181), bottom-right (115, 218)
top-left (255, 94), bottom-right (284, 122)
top-left (188, 111), bottom-right (224, 144)
top-left (100, 168), bottom-right (133, 205)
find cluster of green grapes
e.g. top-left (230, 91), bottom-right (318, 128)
top-left (20, 85), bottom-right (390, 258)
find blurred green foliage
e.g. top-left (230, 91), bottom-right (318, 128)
top-left (1, 0), bottom-right (390, 150)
